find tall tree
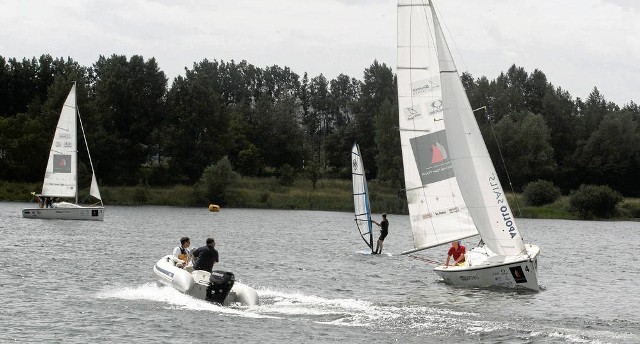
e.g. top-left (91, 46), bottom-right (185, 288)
top-left (575, 112), bottom-right (640, 195)
top-left (92, 54), bottom-right (168, 185)
top-left (374, 99), bottom-right (402, 186)
top-left (491, 112), bottom-right (556, 189)
top-left (357, 60), bottom-right (395, 179)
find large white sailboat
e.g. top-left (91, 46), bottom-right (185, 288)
top-left (351, 143), bottom-right (375, 253)
top-left (22, 83), bottom-right (104, 221)
top-left (397, 0), bottom-right (540, 291)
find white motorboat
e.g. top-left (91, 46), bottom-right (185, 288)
top-left (152, 255), bottom-right (259, 306)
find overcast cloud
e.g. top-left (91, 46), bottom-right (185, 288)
top-left (1, 0), bottom-right (638, 105)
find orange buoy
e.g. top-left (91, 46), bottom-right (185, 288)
top-left (208, 204), bottom-right (220, 212)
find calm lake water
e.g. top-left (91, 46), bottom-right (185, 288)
top-left (1, 202), bottom-right (639, 343)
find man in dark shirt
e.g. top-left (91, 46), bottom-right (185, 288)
top-left (191, 237), bottom-right (219, 272)
top-left (372, 213), bottom-right (389, 254)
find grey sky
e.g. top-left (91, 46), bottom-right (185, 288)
top-left (1, 0), bottom-right (638, 105)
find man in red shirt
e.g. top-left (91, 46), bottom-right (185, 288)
top-left (445, 240), bottom-right (466, 267)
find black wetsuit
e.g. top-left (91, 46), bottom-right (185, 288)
top-left (379, 218), bottom-right (389, 241)
top-left (191, 245), bottom-right (219, 272)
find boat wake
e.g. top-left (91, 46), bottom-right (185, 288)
top-left (95, 284), bottom-right (636, 342)
top-left (95, 283), bottom-right (270, 318)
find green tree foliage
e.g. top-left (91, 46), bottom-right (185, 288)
top-left (357, 60), bottom-right (395, 179)
top-left (200, 156), bottom-right (239, 205)
top-left (540, 86), bottom-right (579, 189)
top-left (164, 60), bottom-right (233, 183)
top-left (279, 164), bottom-right (295, 186)
top-left (305, 157), bottom-right (322, 190)
top-left (374, 99), bottom-right (402, 187)
top-left (569, 184), bottom-right (622, 219)
top-left (3, 53), bottom-right (640, 202)
top-left (574, 112), bottom-right (640, 195)
top-left (92, 54), bottom-right (168, 185)
top-left (491, 111), bottom-right (556, 189)
top-left (522, 180), bottom-right (561, 206)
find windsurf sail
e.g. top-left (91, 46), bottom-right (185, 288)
top-left (351, 143), bottom-right (374, 252)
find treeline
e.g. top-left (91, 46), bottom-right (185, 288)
top-left (1, 54), bottom-right (639, 197)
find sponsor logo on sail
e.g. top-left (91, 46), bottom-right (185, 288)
top-left (410, 130), bottom-right (454, 185)
top-left (489, 173), bottom-right (517, 239)
top-left (411, 78), bottom-right (440, 96)
top-left (429, 99), bottom-right (443, 116)
top-left (53, 154), bottom-right (72, 173)
top-left (404, 106), bottom-right (422, 120)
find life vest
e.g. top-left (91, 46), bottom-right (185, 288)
top-left (178, 247), bottom-right (189, 265)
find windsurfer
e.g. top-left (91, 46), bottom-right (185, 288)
top-left (372, 213), bottom-right (389, 254)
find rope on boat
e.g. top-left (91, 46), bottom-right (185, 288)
top-left (408, 254), bottom-right (441, 266)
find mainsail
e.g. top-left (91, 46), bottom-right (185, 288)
top-left (351, 143), bottom-right (374, 251)
top-left (397, 0), bottom-right (477, 254)
top-left (42, 84), bottom-right (78, 199)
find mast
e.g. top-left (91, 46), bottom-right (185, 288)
top-left (74, 82), bottom-right (79, 204)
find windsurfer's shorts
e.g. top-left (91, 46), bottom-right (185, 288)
top-left (379, 231), bottom-right (388, 241)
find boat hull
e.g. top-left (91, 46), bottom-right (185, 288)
top-left (22, 206), bottom-right (104, 221)
top-left (433, 244), bottom-right (540, 291)
top-left (152, 255), bottom-right (259, 306)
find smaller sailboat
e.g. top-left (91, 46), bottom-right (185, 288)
top-left (351, 143), bottom-right (374, 253)
top-left (22, 83), bottom-right (104, 221)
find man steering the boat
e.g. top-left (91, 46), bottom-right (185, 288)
top-left (445, 240), bottom-right (466, 267)
top-left (191, 237), bottom-right (219, 273)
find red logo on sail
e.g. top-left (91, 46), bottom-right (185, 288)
top-left (431, 142), bottom-right (448, 164)
top-left (53, 154), bottom-right (72, 173)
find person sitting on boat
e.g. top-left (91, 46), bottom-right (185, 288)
top-left (191, 237), bottom-right (219, 273)
top-left (172, 236), bottom-right (192, 269)
top-left (31, 192), bottom-right (44, 208)
top-left (372, 213), bottom-right (389, 254)
top-left (44, 197), bottom-right (53, 208)
top-left (445, 240), bottom-right (466, 267)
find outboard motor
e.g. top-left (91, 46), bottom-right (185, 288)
top-left (206, 270), bottom-right (235, 304)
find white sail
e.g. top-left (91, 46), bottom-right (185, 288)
top-left (90, 172), bottom-right (102, 201)
top-left (430, 4), bottom-right (526, 256)
top-left (351, 143), bottom-right (374, 251)
top-left (397, 0), bottom-right (477, 254)
top-left (42, 84), bottom-right (78, 198)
